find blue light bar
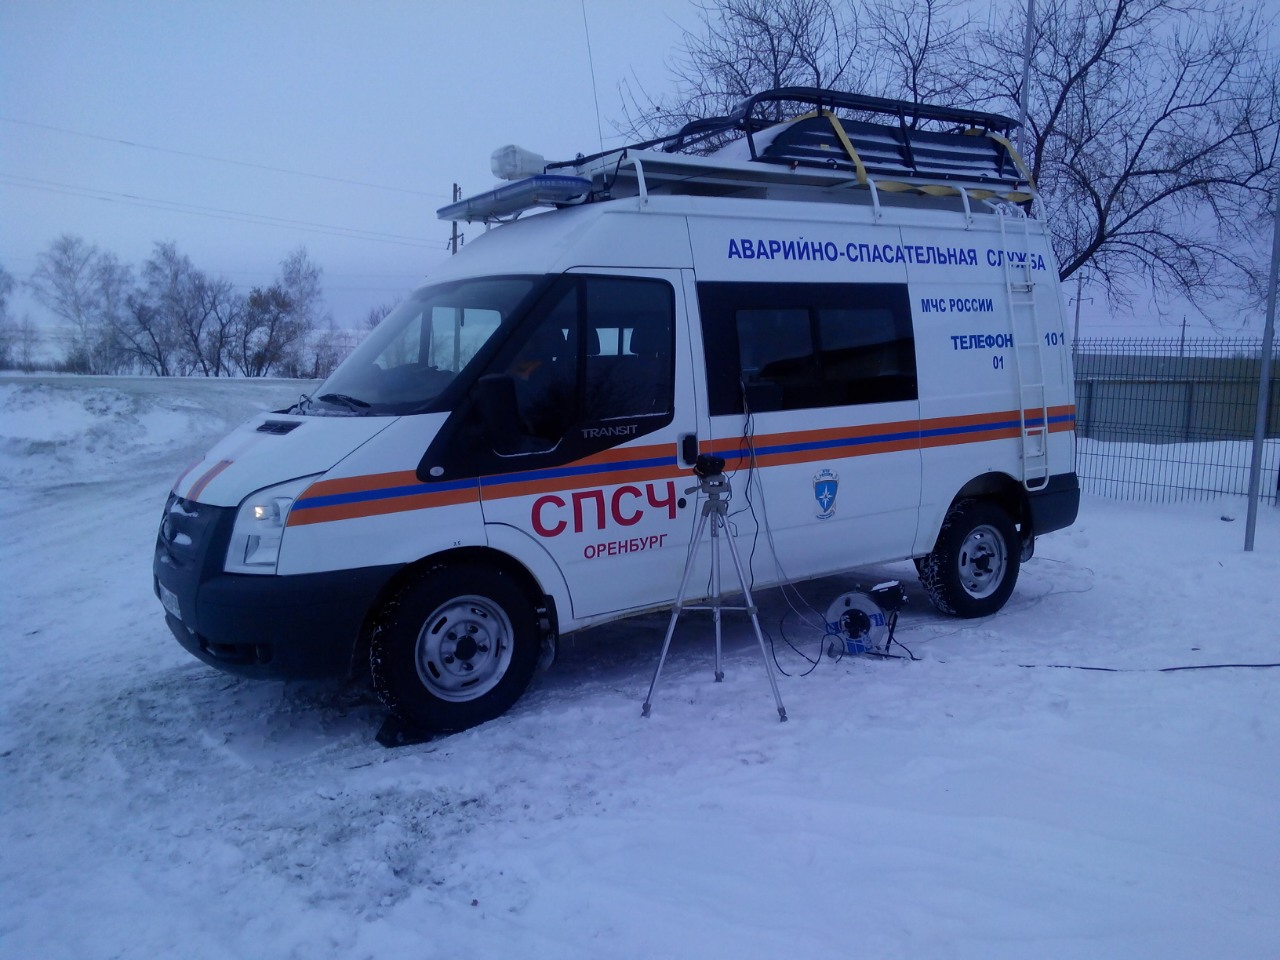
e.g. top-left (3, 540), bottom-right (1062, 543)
top-left (437, 175), bottom-right (592, 222)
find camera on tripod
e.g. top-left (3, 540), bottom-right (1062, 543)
top-left (694, 453), bottom-right (726, 477)
top-left (688, 454), bottom-right (729, 496)
top-left (644, 452), bottom-right (786, 721)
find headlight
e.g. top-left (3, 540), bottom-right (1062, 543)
top-left (225, 475), bottom-right (320, 575)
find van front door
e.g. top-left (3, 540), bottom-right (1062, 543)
top-left (452, 270), bottom-right (701, 620)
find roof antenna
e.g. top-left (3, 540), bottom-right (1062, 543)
top-left (580, 0), bottom-right (604, 153)
top-left (1018, 0), bottom-right (1036, 158)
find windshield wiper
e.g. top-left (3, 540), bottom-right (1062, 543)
top-left (316, 392), bottom-right (371, 413)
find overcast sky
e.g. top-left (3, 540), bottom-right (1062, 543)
top-left (0, 1), bottom-right (1264, 339)
top-left (0, 0), bottom-right (691, 330)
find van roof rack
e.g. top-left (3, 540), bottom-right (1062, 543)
top-left (581, 86), bottom-right (1021, 160)
top-left (439, 87), bottom-right (1034, 224)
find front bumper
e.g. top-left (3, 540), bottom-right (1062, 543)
top-left (154, 494), bottom-right (401, 679)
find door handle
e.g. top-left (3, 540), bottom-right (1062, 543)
top-left (679, 433), bottom-right (699, 466)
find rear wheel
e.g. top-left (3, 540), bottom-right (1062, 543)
top-left (370, 564), bottom-right (541, 733)
top-left (918, 499), bottom-right (1020, 618)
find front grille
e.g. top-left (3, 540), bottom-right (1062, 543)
top-left (156, 494), bottom-right (222, 573)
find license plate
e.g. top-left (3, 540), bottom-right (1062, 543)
top-left (159, 582), bottom-right (182, 621)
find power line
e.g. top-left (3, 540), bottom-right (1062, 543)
top-left (2, 172), bottom-right (440, 248)
top-left (217, 269), bottom-right (424, 281)
top-left (0, 173), bottom-right (448, 249)
top-left (0, 116), bottom-right (451, 199)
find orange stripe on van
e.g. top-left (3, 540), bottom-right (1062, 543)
top-left (288, 485), bottom-right (479, 526)
top-left (303, 469), bottom-right (422, 498)
top-left (283, 406), bottom-right (1075, 526)
top-left (187, 460), bottom-right (233, 501)
top-left (483, 463), bottom-right (682, 502)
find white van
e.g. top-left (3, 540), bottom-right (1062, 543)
top-left (154, 88), bottom-right (1079, 732)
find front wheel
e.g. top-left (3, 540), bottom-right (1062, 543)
top-left (918, 499), bottom-right (1020, 618)
top-left (370, 564), bottom-right (541, 733)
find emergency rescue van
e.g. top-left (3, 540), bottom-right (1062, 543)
top-left (154, 88), bottom-right (1079, 732)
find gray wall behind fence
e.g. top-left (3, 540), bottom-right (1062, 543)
top-left (1073, 344), bottom-right (1280, 443)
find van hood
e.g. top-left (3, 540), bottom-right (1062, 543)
top-left (172, 412), bottom-right (397, 507)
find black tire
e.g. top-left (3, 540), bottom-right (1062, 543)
top-left (370, 563), bottom-right (541, 733)
top-left (918, 499), bottom-right (1020, 618)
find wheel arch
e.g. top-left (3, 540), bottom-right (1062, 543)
top-left (354, 546), bottom-right (560, 668)
top-left (922, 472), bottom-right (1032, 556)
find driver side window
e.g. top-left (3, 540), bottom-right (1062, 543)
top-left (481, 274), bottom-right (676, 460)
top-left (507, 284), bottom-right (580, 445)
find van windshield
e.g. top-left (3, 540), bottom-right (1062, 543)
top-left (308, 276), bottom-right (541, 416)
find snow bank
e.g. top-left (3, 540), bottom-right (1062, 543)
top-left (1, 375), bottom-right (1277, 960)
top-left (0, 376), bottom-right (309, 488)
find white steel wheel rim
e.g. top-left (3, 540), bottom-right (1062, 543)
top-left (414, 595), bottom-right (514, 702)
top-left (957, 523), bottom-right (1007, 599)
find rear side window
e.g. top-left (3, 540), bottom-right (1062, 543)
top-left (698, 282), bottom-right (916, 415)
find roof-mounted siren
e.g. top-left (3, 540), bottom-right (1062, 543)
top-left (491, 144), bottom-right (547, 181)
top-left (437, 144), bottom-right (591, 223)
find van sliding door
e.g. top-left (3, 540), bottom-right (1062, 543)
top-left (695, 280), bottom-right (923, 581)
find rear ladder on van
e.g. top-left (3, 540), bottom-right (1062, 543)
top-left (997, 205), bottom-right (1051, 491)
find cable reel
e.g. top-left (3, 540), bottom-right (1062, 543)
top-left (825, 581), bottom-right (906, 657)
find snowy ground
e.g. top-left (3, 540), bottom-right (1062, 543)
top-left (2, 375), bottom-right (1277, 960)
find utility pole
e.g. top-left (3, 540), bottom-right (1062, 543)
top-left (1179, 315), bottom-right (1188, 357)
top-left (1070, 273), bottom-right (1092, 361)
top-left (1245, 188), bottom-right (1279, 551)
top-left (449, 183), bottom-right (463, 255)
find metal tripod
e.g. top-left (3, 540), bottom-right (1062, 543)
top-left (641, 462), bottom-right (787, 721)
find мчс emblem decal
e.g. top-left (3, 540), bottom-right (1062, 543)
top-left (813, 468), bottom-right (839, 520)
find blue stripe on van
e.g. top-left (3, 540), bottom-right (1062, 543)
top-left (292, 476), bottom-right (475, 511)
top-left (478, 453), bottom-right (675, 489)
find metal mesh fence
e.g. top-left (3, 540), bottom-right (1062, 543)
top-left (1073, 338), bottom-right (1279, 504)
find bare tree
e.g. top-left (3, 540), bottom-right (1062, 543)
top-left (27, 235), bottom-right (130, 373)
top-left (862, 0), bottom-right (972, 110)
top-left (200, 280), bottom-right (242, 376)
top-left (969, 0), bottom-right (1280, 315)
top-left (16, 316), bottom-right (40, 369)
top-left (273, 247), bottom-right (327, 377)
top-left (278, 247), bottom-right (325, 372)
top-left (2, 263), bottom-right (45, 371)
top-left (124, 242), bottom-right (239, 376)
top-left (619, 0), bottom-right (865, 141)
top-left (0, 264), bottom-right (15, 368)
top-left (230, 248), bottom-right (325, 377)
top-left (28, 236), bottom-right (95, 347)
top-left (304, 320), bottom-right (364, 380)
top-left (279, 248), bottom-right (324, 325)
top-left (628, 0), bottom-right (1280, 318)
top-left (90, 252), bottom-right (134, 372)
top-left (22, 239), bottom-right (330, 375)
top-left (118, 292), bottom-right (177, 376)
top-left (364, 298), bottom-right (400, 330)
top-left (234, 286), bottom-right (297, 377)
top-left (0, 264), bottom-right (12, 314)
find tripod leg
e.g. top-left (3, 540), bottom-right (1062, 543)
top-left (720, 518), bottom-right (788, 722)
top-left (642, 504), bottom-right (712, 717)
top-left (710, 510), bottom-right (724, 682)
